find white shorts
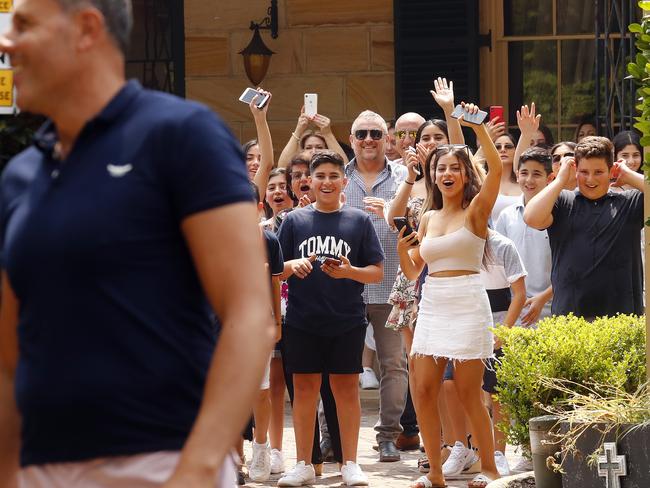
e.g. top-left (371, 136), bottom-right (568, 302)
top-left (19, 450), bottom-right (237, 488)
top-left (412, 274), bottom-right (494, 360)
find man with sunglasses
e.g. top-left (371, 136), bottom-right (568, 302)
top-left (393, 112), bottom-right (426, 165)
top-left (344, 111), bottom-right (409, 462)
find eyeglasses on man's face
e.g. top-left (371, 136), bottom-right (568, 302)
top-left (290, 170), bottom-right (310, 180)
top-left (354, 129), bottom-right (384, 141)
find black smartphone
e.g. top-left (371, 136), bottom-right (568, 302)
top-left (450, 104), bottom-right (488, 125)
top-left (393, 217), bottom-right (419, 245)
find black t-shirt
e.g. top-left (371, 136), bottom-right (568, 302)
top-left (547, 189), bottom-right (644, 318)
top-left (263, 228), bottom-right (284, 278)
top-left (277, 204), bottom-right (384, 336)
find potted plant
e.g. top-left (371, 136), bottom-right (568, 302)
top-left (538, 379), bottom-right (650, 488)
top-left (492, 314), bottom-right (646, 466)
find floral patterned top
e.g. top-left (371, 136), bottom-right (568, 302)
top-left (386, 196), bottom-right (425, 330)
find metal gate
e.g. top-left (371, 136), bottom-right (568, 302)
top-left (126, 0), bottom-right (185, 97)
top-left (595, 0), bottom-right (638, 137)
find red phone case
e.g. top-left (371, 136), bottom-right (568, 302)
top-left (490, 106), bottom-right (504, 122)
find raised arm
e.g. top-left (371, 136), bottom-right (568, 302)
top-left (277, 107), bottom-right (310, 168)
top-left (0, 272), bottom-right (21, 488)
top-left (514, 103), bottom-right (540, 172)
top-left (311, 114), bottom-right (349, 164)
top-left (166, 202), bottom-right (275, 486)
top-left (461, 105), bottom-right (502, 229)
top-left (252, 89), bottom-right (275, 195)
top-left (524, 156), bottom-right (575, 229)
top-left (431, 77), bottom-right (464, 144)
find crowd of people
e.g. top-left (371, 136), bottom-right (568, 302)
top-left (0, 1), bottom-right (644, 488)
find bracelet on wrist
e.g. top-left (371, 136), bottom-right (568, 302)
top-left (404, 180), bottom-right (415, 185)
top-left (291, 132), bottom-right (300, 142)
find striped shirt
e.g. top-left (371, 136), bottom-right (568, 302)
top-left (344, 157), bottom-right (408, 304)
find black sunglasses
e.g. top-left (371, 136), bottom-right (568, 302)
top-left (354, 129), bottom-right (384, 141)
top-left (552, 152), bottom-right (574, 163)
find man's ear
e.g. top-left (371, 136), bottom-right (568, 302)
top-left (349, 134), bottom-right (354, 147)
top-left (75, 7), bottom-right (106, 52)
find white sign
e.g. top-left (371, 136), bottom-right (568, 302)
top-left (0, 1), bottom-right (15, 114)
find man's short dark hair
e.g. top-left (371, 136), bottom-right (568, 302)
top-left (310, 150), bottom-right (345, 173)
top-left (58, 0), bottom-right (133, 55)
top-left (519, 147), bottom-right (552, 175)
top-left (575, 136), bottom-right (614, 168)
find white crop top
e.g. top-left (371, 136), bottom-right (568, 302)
top-left (419, 226), bottom-right (485, 274)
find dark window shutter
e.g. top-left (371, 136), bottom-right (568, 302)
top-left (394, 0), bottom-right (480, 120)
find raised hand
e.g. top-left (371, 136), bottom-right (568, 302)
top-left (295, 105), bottom-right (310, 135)
top-left (457, 102), bottom-right (480, 128)
top-left (516, 103), bottom-right (541, 142)
top-left (249, 87), bottom-right (272, 118)
top-left (430, 77), bottom-right (455, 113)
top-left (311, 114), bottom-right (332, 134)
top-left (485, 118), bottom-right (506, 142)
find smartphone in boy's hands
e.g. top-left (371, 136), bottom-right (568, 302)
top-left (394, 217), bottom-right (419, 246)
top-left (323, 257), bottom-right (342, 267)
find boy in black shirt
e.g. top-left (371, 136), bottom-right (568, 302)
top-left (277, 151), bottom-right (384, 486)
top-left (524, 136), bottom-right (644, 318)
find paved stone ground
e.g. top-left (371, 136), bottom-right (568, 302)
top-left (243, 394), bottom-right (528, 488)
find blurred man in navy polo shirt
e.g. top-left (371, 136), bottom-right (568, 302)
top-left (0, 0), bottom-right (274, 487)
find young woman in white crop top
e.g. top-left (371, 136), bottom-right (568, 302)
top-left (397, 103), bottom-right (502, 488)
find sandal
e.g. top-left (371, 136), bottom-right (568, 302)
top-left (410, 475), bottom-right (447, 488)
top-left (467, 473), bottom-right (495, 488)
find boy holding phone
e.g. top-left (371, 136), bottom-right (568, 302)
top-left (276, 150), bottom-right (384, 486)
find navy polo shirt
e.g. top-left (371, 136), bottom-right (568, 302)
top-left (0, 81), bottom-right (253, 466)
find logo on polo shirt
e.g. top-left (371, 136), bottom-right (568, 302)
top-left (107, 163), bottom-right (133, 177)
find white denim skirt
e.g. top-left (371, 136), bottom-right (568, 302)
top-left (411, 274), bottom-right (494, 360)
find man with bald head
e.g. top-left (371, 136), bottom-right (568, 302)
top-left (393, 112), bottom-right (426, 164)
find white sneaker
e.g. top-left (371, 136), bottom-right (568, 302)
top-left (270, 448), bottom-right (285, 474)
top-left (359, 367), bottom-right (379, 389)
top-left (494, 450), bottom-right (511, 476)
top-left (341, 461), bottom-right (368, 486)
top-left (249, 440), bottom-right (271, 482)
top-left (277, 461), bottom-right (316, 487)
top-left (442, 441), bottom-right (478, 478)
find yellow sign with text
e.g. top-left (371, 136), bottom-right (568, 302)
top-left (0, 69), bottom-right (13, 106)
top-left (0, 1), bottom-right (12, 13)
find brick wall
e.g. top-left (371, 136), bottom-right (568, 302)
top-left (184, 0), bottom-right (395, 153)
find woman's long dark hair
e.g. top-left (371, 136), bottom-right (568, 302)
top-left (422, 145), bottom-right (482, 214)
top-left (263, 168), bottom-right (297, 219)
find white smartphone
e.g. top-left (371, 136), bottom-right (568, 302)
top-left (304, 93), bottom-right (318, 117)
top-left (239, 87), bottom-right (270, 109)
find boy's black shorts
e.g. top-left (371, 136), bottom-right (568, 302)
top-left (282, 324), bottom-right (365, 375)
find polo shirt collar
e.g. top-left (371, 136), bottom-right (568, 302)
top-left (32, 80), bottom-right (142, 160)
top-left (575, 188), bottom-right (613, 204)
top-left (345, 156), bottom-right (393, 176)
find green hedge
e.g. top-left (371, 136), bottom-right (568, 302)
top-left (493, 314), bottom-right (647, 454)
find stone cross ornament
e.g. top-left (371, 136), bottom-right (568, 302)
top-left (597, 442), bottom-right (627, 488)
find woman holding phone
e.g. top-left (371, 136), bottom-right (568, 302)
top-left (398, 103), bottom-right (502, 488)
